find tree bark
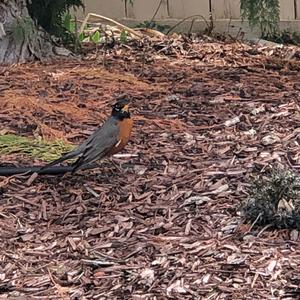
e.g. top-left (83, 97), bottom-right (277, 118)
top-left (0, 0), bottom-right (54, 63)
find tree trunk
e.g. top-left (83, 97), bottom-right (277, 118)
top-left (0, 0), bottom-right (55, 63)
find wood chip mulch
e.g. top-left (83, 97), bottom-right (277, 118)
top-left (0, 37), bottom-right (300, 299)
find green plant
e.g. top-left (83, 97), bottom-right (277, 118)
top-left (120, 29), bottom-right (129, 44)
top-left (63, 14), bottom-right (101, 44)
top-left (272, 29), bottom-right (300, 45)
top-left (62, 12), bottom-right (84, 51)
top-left (26, 0), bottom-right (84, 38)
top-left (240, 0), bottom-right (280, 38)
top-left (91, 30), bottom-right (101, 43)
top-left (241, 167), bottom-right (300, 229)
top-left (0, 134), bottom-right (74, 162)
top-left (63, 12), bottom-right (76, 33)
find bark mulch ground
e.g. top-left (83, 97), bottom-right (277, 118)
top-left (0, 37), bottom-right (300, 299)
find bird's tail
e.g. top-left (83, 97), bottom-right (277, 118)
top-left (38, 150), bottom-right (79, 172)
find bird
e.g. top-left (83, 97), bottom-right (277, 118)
top-left (39, 99), bottom-right (133, 174)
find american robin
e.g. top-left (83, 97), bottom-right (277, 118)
top-left (40, 99), bottom-right (133, 174)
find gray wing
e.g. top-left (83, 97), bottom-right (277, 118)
top-left (41, 117), bottom-right (119, 171)
top-left (72, 117), bottom-right (119, 170)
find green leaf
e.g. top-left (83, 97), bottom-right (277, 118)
top-left (240, 0), bottom-right (279, 37)
top-left (79, 32), bottom-right (85, 41)
top-left (63, 13), bottom-right (71, 31)
top-left (120, 29), bottom-right (128, 44)
top-left (63, 12), bottom-right (76, 33)
top-left (91, 30), bottom-right (101, 43)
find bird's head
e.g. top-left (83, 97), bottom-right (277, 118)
top-left (111, 99), bottom-right (130, 120)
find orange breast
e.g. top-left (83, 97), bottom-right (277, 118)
top-left (110, 117), bottom-right (133, 155)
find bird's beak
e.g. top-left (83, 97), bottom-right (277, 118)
top-left (122, 104), bottom-right (129, 112)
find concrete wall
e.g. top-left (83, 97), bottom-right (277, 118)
top-left (77, 0), bottom-right (300, 37)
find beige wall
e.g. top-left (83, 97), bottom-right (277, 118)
top-left (168, 0), bottom-right (210, 19)
top-left (126, 0), bottom-right (169, 19)
top-left (81, 0), bottom-right (126, 19)
top-left (296, 0), bottom-right (300, 19)
top-left (279, 0), bottom-right (295, 20)
top-left (78, 0), bottom-right (300, 37)
top-left (81, 0), bottom-right (300, 21)
top-left (211, 0), bottom-right (240, 19)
